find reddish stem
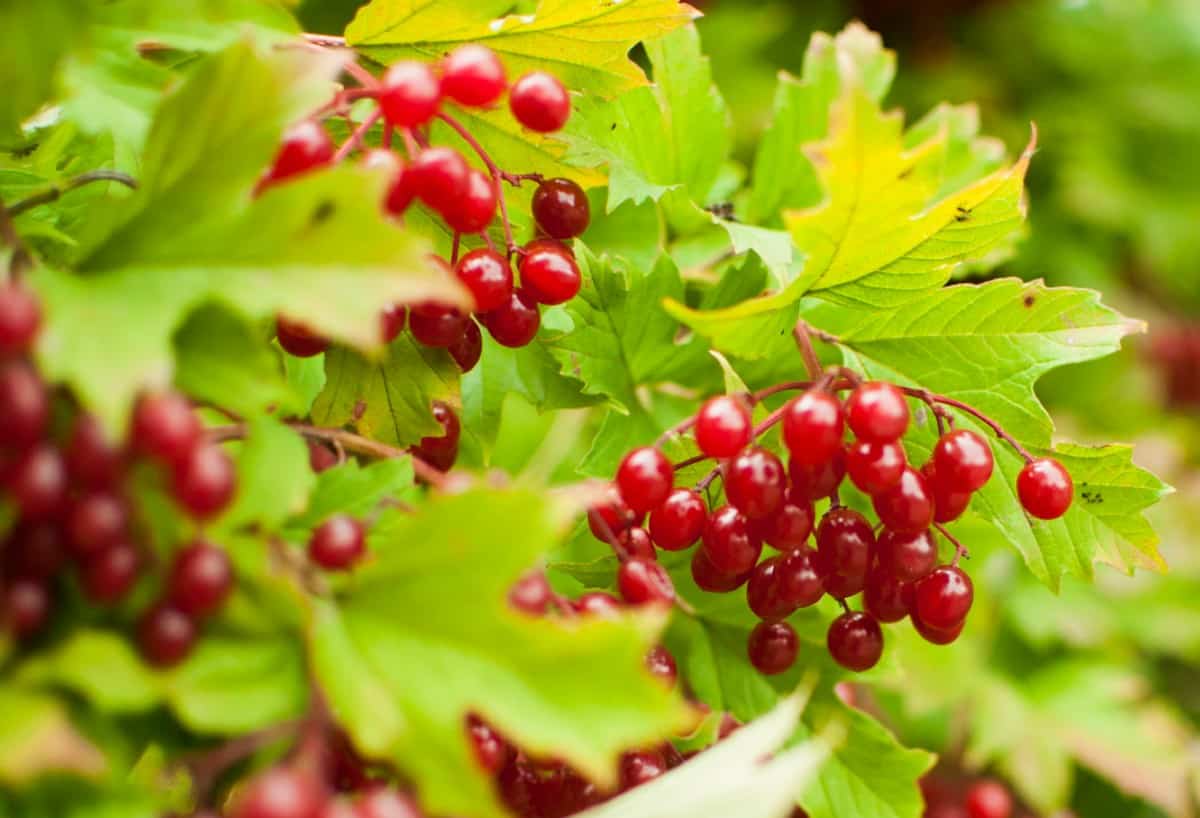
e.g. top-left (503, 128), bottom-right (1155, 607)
top-left (935, 522), bottom-right (971, 565)
top-left (435, 112), bottom-right (522, 254)
top-left (332, 109), bottom-right (382, 162)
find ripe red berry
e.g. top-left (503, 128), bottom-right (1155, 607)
top-left (619, 750), bottom-right (667, 791)
top-left (965, 779), bottom-right (1013, 818)
top-left (447, 318), bottom-right (482, 372)
top-left (747, 621), bottom-right (798, 675)
top-left (380, 304), bottom-right (407, 343)
top-left (914, 565), bottom-right (974, 630)
top-left (508, 570), bottom-right (551, 615)
top-left (5, 579), bottom-right (50, 638)
top-left (510, 72), bottom-right (571, 132)
top-left (441, 44), bottom-right (507, 107)
top-left (846, 439), bottom-right (906, 495)
top-left (923, 461), bottom-right (972, 523)
top-left (480, 288), bottom-right (541, 347)
top-left (262, 121), bottom-right (333, 187)
top-left (407, 147), bottom-right (470, 216)
top-left (648, 488), bottom-right (706, 551)
top-left (588, 489), bottom-right (640, 543)
top-left (872, 467), bottom-right (934, 535)
top-left (230, 766), bottom-right (324, 818)
top-left (789, 449), bottom-right (846, 501)
top-left (412, 401), bottom-right (460, 472)
top-left (827, 611), bottom-right (884, 672)
top-left (723, 447), bottom-right (786, 520)
top-left (751, 501), bottom-right (814, 550)
top-left (467, 714), bottom-right (511, 774)
top-left (645, 645), bottom-right (677, 686)
top-left (357, 788), bottom-right (422, 818)
top-left (409, 302), bottom-right (467, 348)
top-left (0, 282), bottom-right (41, 354)
top-left (276, 316), bottom-right (329, 358)
top-left (445, 169), bottom-right (498, 234)
top-left (532, 177), bottom-right (591, 239)
top-left (81, 542), bottom-right (140, 603)
top-left (690, 548), bottom-right (751, 592)
top-left (8, 444), bottom-right (68, 520)
top-left (168, 541), bottom-right (233, 617)
top-left (618, 526), bottom-right (655, 561)
top-left (519, 240), bottom-right (581, 305)
top-left (783, 390), bottom-right (844, 466)
top-left (574, 591), bottom-right (622, 618)
top-left (933, 429), bottom-right (994, 492)
top-left (694, 395), bottom-right (752, 458)
top-left (66, 491), bottom-right (128, 558)
top-left (384, 163), bottom-right (417, 217)
top-left (815, 508), bottom-right (874, 598)
top-left (1017, 458), bottom-right (1073, 520)
top-left (618, 558), bottom-right (675, 606)
top-left (172, 444), bottom-right (237, 519)
top-left (845, 382), bottom-right (909, 443)
top-left (0, 361), bottom-right (48, 449)
top-left (5, 522), bottom-right (66, 582)
top-left (863, 564), bottom-right (912, 623)
top-left (455, 249), bottom-right (513, 312)
top-left (746, 555), bottom-right (797, 621)
top-left (616, 446), bottom-right (673, 514)
top-left (378, 61), bottom-right (442, 128)
top-left (777, 546), bottom-right (825, 608)
top-left (131, 391), bottom-right (202, 466)
top-left (911, 609), bottom-right (965, 645)
top-left (877, 529), bottom-right (937, 583)
top-left (702, 505), bottom-right (763, 575)
top-left (66, 413), bottom-right (123, 488)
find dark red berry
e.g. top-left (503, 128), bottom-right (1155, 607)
top-left (508, 570), bottom-right (551, 615)
top-left (645, 645), bottom-right (677, 686)
top-left (911, 609), bottom-right (965, 645)
top-left (914, 565), bottom-right (973, 630)
top-left (480, 288), bottom-right (540, 347)
top-left (519, 240), bottom-right (580, 305)
top-left (309, 515), bottom-right (365, 571)
top-left (782, 390), bottom-right (844, 466)
top-left (380, 304), bottom-right (407, 343)
top-left (445, 169), bottom-right (498, 233)
top-left (751, 501), bottom-right (814, 550)
top-left (777, 547), bottom-right (825, 608)
top-left (131, 391), bottom-right (201, 466)
top-left (746, 555), bottom-right (797, 621)
top-left (1017, 458), bottom-right (1073, 520)
top-left (262, 121), bottom-right (333, 188)
top-left (872, 467), bottom-right (934, 535)
top-left (863, 564), bottom-right (912, 623)
top-left (0, 282), bottom-right (41, 354)
top-left (5, 522), bottom-right (66, 581)
top-left (308, 441), bottom-right (338, 473)
top-left (815, 508), bottom-right (874, 598)
top-left (81, 542), bottom-right (140, 603)
top-left (467, 714), bottom-right (511, 774)
top-left (378, 61), bottom-right (442, 127)
top-left (617, 558), bottom-right (674, 606)
top-left (573, 591), bottom-right (621, 618)
top-left (617, 526), bottom-right (655, 561)
top-left (276, 317), bottom-right (329, 358)
top-left (747, 621), bottom-right (798, 675)
top-left (648, 488), bottom-right (706, 551)
top-left (923, 461), bottom-right (972, 523)
top-left (827, 611), bottom-right (884, 672)
top-left (441, 45), bottom-right (507, 107)
top-left (407, 147), bottom-right (470, 216)
top-left (701, 505), bottom-right (763, 575)
top-left (587, 489), bottom-right (640, 543)
top-left (168, 541), bottom-right (233, 617)
top-left (616, 447), bottom-right (673, 514)
top-left (5, 579), bottom-right (49, 638)
top-left (8, 444), bottom-right (68, 520)
top-left (172, 444), bottom-right (237, 519)
top-left (845, 382), bottom-right (909, 443)
top-left (447, 318), bottom-right (482, 372)
top-left (510, 72), bottom-right (571, 132)
top-left (0, 361), bottom-right (48, 449)
top-left (694, 395), bottom-right (752, 458)
top-left (965, 779), bottom-right (1013, 818)
top-left (409, 302), bottom-right (467, 348)
top-left (229, 765), bottom-right (323, 818)
top-left (789, 448), bottom-right (845, 501)
top-left (877, 529), bottom-right (937, 583)
top-left (724, 447), bottom-right (787, 520)
top-left (690, 548), bottom-right (751, 592)
top-left (846, 439), bottom-right (906, 495)
top-left (412, 401), bottom-right (459, 472)
top-left (66, 413), bottom-right (123, 488)
top-left (532, 178), bottom-right (591, 239)
top-left (619, 750), bottom-right (666, 790)
top-left (933, 429), bottom-right (994, 492)
top-left (66, 491), bottom-right (128, 558)
top-left (455, 249), bottom-right (513, 312)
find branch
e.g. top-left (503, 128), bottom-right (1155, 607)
top-left (7, 170), bottom-right (138, 217)
top-left (182, 720), bottom-right (301, 805)
top-left (0, 201), bottom-right (30, 275)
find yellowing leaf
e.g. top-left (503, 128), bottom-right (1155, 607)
top-left (0, 688), bottom-right (106, 785)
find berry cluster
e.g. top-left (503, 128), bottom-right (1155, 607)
top-left (1147, 322), bottom-right (1200, 409)
top-left (586, 377), bottom-right (1074, 677)
top-left (258, 45), bottom-right (591, 371)
top-left (226, 758), bottom-right (425, 818)
top-left (922, 772), bottom-right (1020, 818)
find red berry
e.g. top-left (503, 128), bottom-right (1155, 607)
top-left (618, 526), bottom-right (655, 561)
top-left (384, 162), bottom-right (417, 216)
top-left (356, 788), bottom-right (422, 818)
top-left (447, 318), bottom-right (482, 372)
top-left (230, 766), bottom-right (324, 818)
top-left (519, 240), bottom-right (581, 305)
top-left (746, 555), bottom-right (797, 621)
top-left (617, 558), bottom-right (674, 606)
top-left (619, 750), bottom-right (666, 791)
top-left (172, 444), bottom-right (236, 519)
top-left (309, 441), bottom-right (338, 473)
top-left (480, 288), bottom-right (540, 347)
top-left (872, 467), bottom-right (934, 535)
top-left (574, 591), bottom-right (622, 618)
top-left (863, 564), bottom-right (912, 623)
top-left (81, 542), bottom-right (140, 603)
top-left (380, 304), bottom-right (407, 343)
top-left (777, 547), bottom-right (825, 608)
top-left (616, 447), bottom-right (673, 514)
top-left (845, 382), bottom-right (909, 443)
top-left (262, 121), bottom-right (333, 187)
top-left (412, 401), bottom-right (459, 472)
top-left (914, 565), bottom-right (973, 630)
top-left (532, 178), bottom-right (591, 239)
top-left (587, 489), bottom-right (640, 544)
top-left (911, 609), bottom-right (965, 645)
top-left (846, 439), bottom-right (906, 495)
top-left (877, 529), bottom-right (937, 583)
top-left (815, 508), bottom-right (874, 598)
top-left (0, 361), bottom-right (48, 449)
top-left (445, 169), bottom-right (498, 234)
top-left (648, 488), bottom-right (706, 551)
top-left (276, 317), bottom-right (330, 358)
top-left (789, 449), bottom-right (845, 501)
top-left (8, 444), bottom-right (68, 520)
top-left (923, 461), bottom-right (972, 523)
top-left (695, 395), bottom-right (752, 458)
top-left (751, 501), bottom-right (814, 550)
top-left (168, 541), bottom-right (233, 617)
top-left (66, 491), bottom-right (128, 558)
top-left (361, 147), bottom-right (401, 175)
top-left (456, 249), bottom-right (513, 312)
top-left (441, 44), bottom-right (506, 107)
top-left (378, 61), bottom-right (442, 127)
top-left (782, 390), bottom-right (844, 466)
top-left (933, 429), bottom-right (994, 492)
top-left (467, 714), bottom-right (511, 774)
top-left (1017, 458), bottom-right (1073, 520)
top-left (723, 447), bottom-right (786, 520)
top-left (701, 505), bottom-right (763, 575)
top-left (690, 548), bottom-right (751, 592)
top-left (409, 301), bottom-right (467, 348)
top-left (645, 645), bottom-right (677, 686)
top-left (66, 413), bottom-right (123, 488)
top-left (508, 570), bottom-right (551, 615)
top-left (131, 391), bottom-right (201, 466)
top-left (0, 282), bottom-right (41, 353)
top-left (965, 779), bottom-right (1013, 818)
top-left (747, 621), bottom-right (798, 675)
top-left (407, 147), bottom-right (470, 216)
top-left (5, 579), bottom-right (50, 638)
top-left (4, 522), bottom-right (66, 582)
top-left (510, 72), bottom-right (571, 132)
top-left (827, 611), bottom-right (884, 672)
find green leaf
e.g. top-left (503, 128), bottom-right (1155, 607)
top-left (217, 418), bottom-right (315, 534)
top-left (17, 631), bottom-right (160, 714)
top-left (310, 487), bottom-right (692, 818)
top-left (0, 1), bottom-right (86, 143)
top-left (287, 457), bottom-right (416, 534)
top-left (0, 688), bottom-right (105, 785)
top-left (347, 0), bottom-right (699, 97)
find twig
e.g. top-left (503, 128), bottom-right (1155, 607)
top-left (0, 201), bottom-right (30, 276)
top-left (332, 109), bottom-right (382, 162)
top-left (8, 170), bottom-right (139, 217)
top-left (436, 112), bottom-right (523, 254)
top-left (793, 321), bottom-right (824, 381)
top-left (183, 720), bottom-right (302, 805)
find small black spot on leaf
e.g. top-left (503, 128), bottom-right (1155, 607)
top-left (311, 199), bottom-right (336, 225)
top-left (1023, 294), bottom-right (1036, 308)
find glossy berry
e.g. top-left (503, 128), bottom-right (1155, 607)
top-left (445, 169), bottom-right (498, 234)
top-left (276, 317), bottom-right (329, 358)
top-left (645, 645), bottom-right (677, 686)
top-left (8, 444), bottom-right (67, 520)
top-left (933, 429), bottom-right (994, 492)
top-left (441, 44), bottom-right (506, 106)
top-left (406, 147), bottom-right (470, 216)
top-left (751, 500), bottom-right (814, 551)
top-left (588, 489), bottom-right (640, 543)
top-left (648, 488), bottom-right (706, 551)
top-left (510, 72), bottom-right (571, 132)
top-left (702, 506), bottom-right (763, 575)
top-left (0, 361), bottom-right (48, 449)
top-left (262, 121), bottom-right (333, 187)
top-left (863, 564), bottom-right (912, 623)
top-left (746, 555), bottom-right (797, 621)
top-left (5, 579), bottom-right (49, 638)
top-left (747, 621), bottom-right (798, 675)
top-left (620, 750), bottom-right (666, 791)
top-left (845, 381), bottom-right (909, 442)
top-left (911, 610), bottom-right (965, 645)
top-left (81, 542), bottom-right (140, 603)
top-left (965, 779), bottom-right (1013, 818)
top-left (1017, 458), bottom-right (1073, 520)
top-left (456, 249), bottom-right (513, 312)
top-left (172, 444), bottom-right (236, 519)
top-left (877, 529), bottom-right (937, 583)
top-left (827, 611), bottom-right (884, 672)
top-left (508, 570), bottom-right (551, 615)
top-left (789, 448), bottom-right (845, 501)
top-left (777, 547), bottom-right (825, 608)
top-left (168, 541), bottom-right (233, 617)
top-left (384, 164), bottom-right (417, 216)
top-left (448, 318), bottom-right (482, 372)
top-left (815, 508), bottom-right (874, 596)
top-left (131, 392), bottom-right (202, 466)
top-left (616, 446), bottom-right (673, 514)
top-left (480, 288), bottom-right (540, 347)
top-left (782, 390), bottom-right (844, 466)
top-left (308, 441), bottom-right (338, 473)
top-left (356, 789), bottom-right (422, 818)
top-left (914, 565), bottom-right (974, 630)
top-left (690, 548), bottom-right (751, 593)
top-left (532, 177), bottom-right (591, 239)
top-left (230, 766), bottom-right (323, 818)
top-left (0, 282), bottom-right (41, 353)
top-left (378, 60), bottom-right (442, 127)
top-left (618, 526), bottom-right (655, 561)
top-left (574, 591), bottom-right (622, 619)
top-left (467, 714), bottom-right (511, 774)
top-left (66, 491), bottom-right (128, 558)
top-left (519, 240), bottom-right (581, 305)
top-left (723, 447), bottom-right (786, 520)
top-left (412, 401), bottom-right (459, 472)
top-left (846, 439), bottom-right (906, 495)
top-left (872, 467), bottom-right (934, 535)
top-left (409, 302), bottom-right (467, 348)
top-left (923, 461), bottom-right (972, 523)
top-left (380, 304), bottom-right (407, 343)
top-left (618, 558), bottom-right (675, 606)
top-left (694, 395), bottom-right (752, 458)
top-left (66, 413), bottom-right (123, 488)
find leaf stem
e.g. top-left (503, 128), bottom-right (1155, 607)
top-left (8, 170), bottom-right (139, 218)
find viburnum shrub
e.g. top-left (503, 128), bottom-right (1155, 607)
top-left (0, 4), bottom-right (1172, 818)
